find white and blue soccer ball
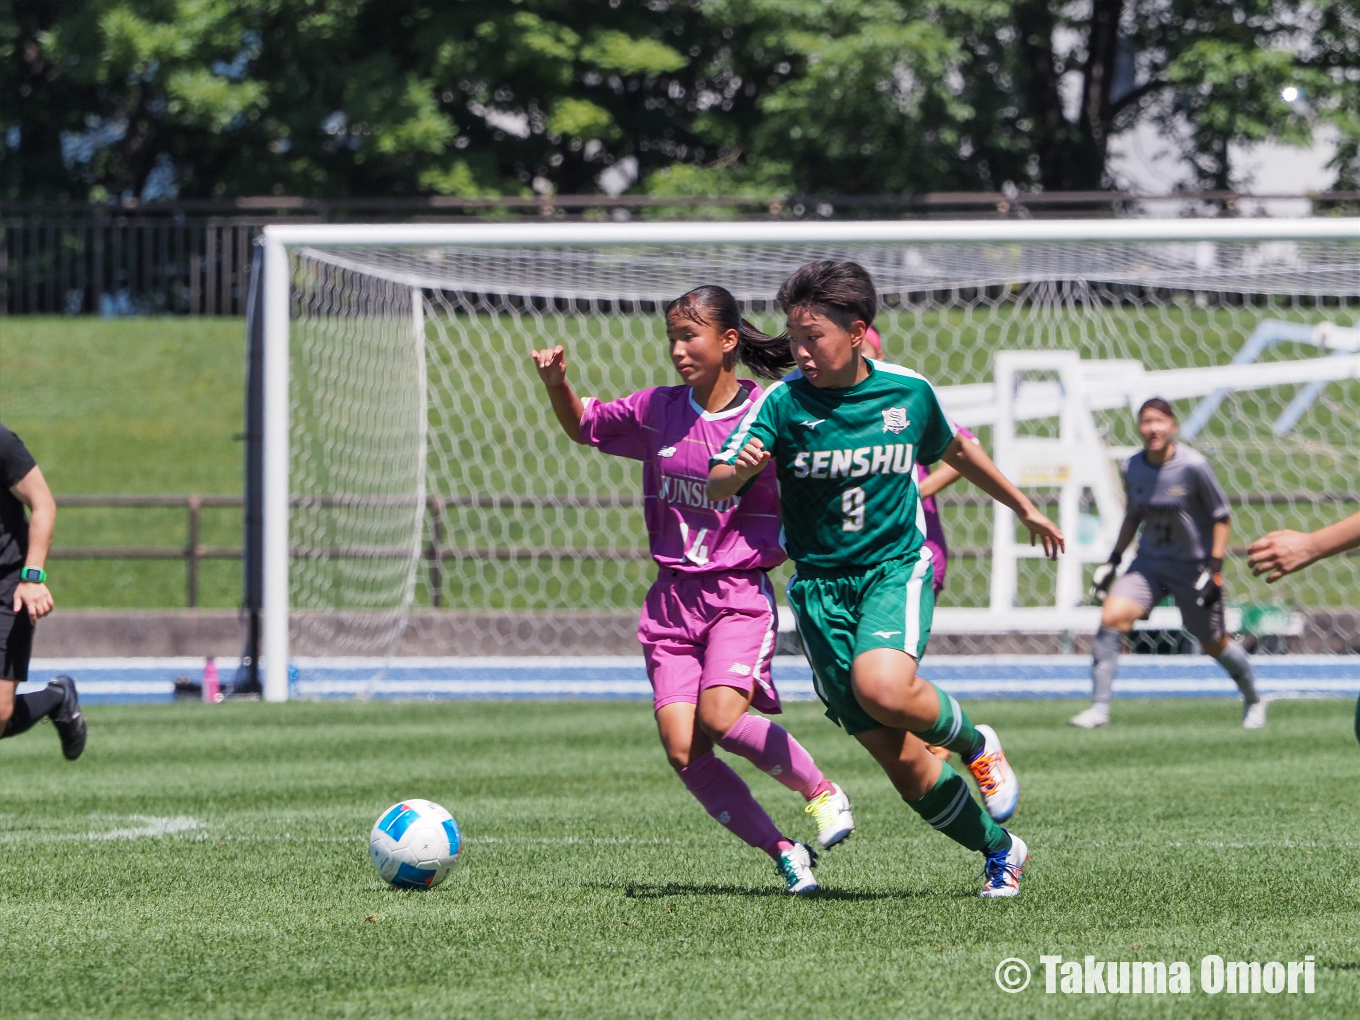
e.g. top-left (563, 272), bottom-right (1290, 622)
top-left (369, 799), bottom-right (461, 889)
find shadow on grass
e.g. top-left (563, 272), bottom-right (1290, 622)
top-left (589, 881), bottom-right (939, 901)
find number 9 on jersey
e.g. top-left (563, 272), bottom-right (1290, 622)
top-left (842, 487), bottom-right (866, 532)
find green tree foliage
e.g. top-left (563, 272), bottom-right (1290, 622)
top-left (0, 0), bottom-right (1353, 202)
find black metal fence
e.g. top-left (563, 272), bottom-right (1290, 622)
top-left (4, 190), bottom-right (1357, 316)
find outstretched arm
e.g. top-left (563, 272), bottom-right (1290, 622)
top-left (530, 346), bottom-right (586, 444)
top-left (1248, 511), bottom-right (1360, 582)
top-left (939, 434), bottom-right (1065, 558)
top-left (10, 465), bottom-right (55, 622)
top-left (916, 462), bottom-right (961, 500)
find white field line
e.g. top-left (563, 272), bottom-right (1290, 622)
top-left (0, 814), bottom-right (205, 843)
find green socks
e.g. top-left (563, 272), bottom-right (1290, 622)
top-left (916, 682), bottom-right (985, 760)
top-left (905, 760), bottom-right (1010, 855)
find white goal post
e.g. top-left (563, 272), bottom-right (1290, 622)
top-left (260, 217), bottom-right (1360, 701)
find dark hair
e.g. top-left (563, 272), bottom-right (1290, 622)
top-left (664, 285), bottom-right (794, 380)
top-left (775, 260), bottom-right (877, 329)
top-left (1137, 397), bottom-right (1177, 421)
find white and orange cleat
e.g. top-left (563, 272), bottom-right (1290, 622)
top-left (965, 724), bottom-right (1019, 822)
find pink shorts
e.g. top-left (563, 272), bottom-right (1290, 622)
top-left (638, 568), bottom-right (782, 715)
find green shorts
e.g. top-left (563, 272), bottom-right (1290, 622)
top-left (785, 552), bottom-right (935, 736)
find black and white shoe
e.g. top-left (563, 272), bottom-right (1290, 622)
top-left (49, 676), bottom-right (87, 760)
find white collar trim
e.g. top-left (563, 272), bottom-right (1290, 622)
top-left (689, 388), bottom-right (753, 421)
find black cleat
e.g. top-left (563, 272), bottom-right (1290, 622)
top-left (49, 675), bottom-right (87, 760)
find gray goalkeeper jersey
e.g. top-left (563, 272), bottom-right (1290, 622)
top-left (1122, 444), bottom-right (1231, 563)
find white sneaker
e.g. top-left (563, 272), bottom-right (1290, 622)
top-left (980, 832), bottom-right (1029, 898)
top-left (804, 783), bottom-right (854, 849)
top-left (965, 724), bottom-right (1020, 822)
top-left (1069, 704), bottom-right (1110, 729)
top-left (1242, 699), bottom-right (1268, 730)
top-left (775, 842), bottom-right (819, 895)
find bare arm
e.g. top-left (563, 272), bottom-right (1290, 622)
top-left (1210, 519), bottom-right (1230, 562)
top-left (707, 439), bottom-right (771, 502)
top-left (1107, 515), bottom-right (1140, 563)
top-left (529, 346), bottom-right (586, 444)
top-left (1248, 510), bottom-right (1360, 582)
top-left (940, 435), bottom-right (1065, 558)
top-left (10, 465), bottom-right (55, 622)
top-left (916, 462), bottom-right (961, 500)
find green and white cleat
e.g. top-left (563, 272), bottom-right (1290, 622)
top-left (776, 841), bottom-right (819, 895)
top-left (805, 783), bottom-right (854, 849)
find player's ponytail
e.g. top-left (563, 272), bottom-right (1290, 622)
top-left (733, 317), bottom-right (794, 380)
top-left (664, 285), bottom-right (794, 381)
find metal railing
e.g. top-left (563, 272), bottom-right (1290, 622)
top-left (5, 190), bottom-right (1357, 315)
top-left (52, 491), bottom-right (1360, 609)
top-left (53, 495), bottom-right (243, 607)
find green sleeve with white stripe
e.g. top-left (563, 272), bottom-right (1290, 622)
top-left (712, 386), bottom-right (783, 467)
top-left (916, 380), bottom-right (957, 466)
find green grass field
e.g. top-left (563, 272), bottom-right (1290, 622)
top-left (0, 317), bottom-right (246, 608)
top-left (3, 305), bottom-right (1359, 613)
top-left (0, 698), bottom-right (1356, 1018)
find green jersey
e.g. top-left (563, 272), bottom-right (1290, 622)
top-left (712, 360), bottom-right (956, 569)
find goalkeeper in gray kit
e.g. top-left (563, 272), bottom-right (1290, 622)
top-left (1072, 398), bottom-right (1264, 730)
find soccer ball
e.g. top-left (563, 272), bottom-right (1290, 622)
top-left (369, 799), bottom-right (462, 889)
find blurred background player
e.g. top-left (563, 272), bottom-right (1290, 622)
top-left (865, 325), bottom-right (979, 761)
top-left (530, 285), bottom-right (854, 895)
top-left (0, 422), bottom-right (85, 759)
top-left (711, 261), bottom-right (1065, 897)
top-left (1248, 508), bottom-right (1360, 742)
top-left (1073, 398), bottom-right (1263, 730)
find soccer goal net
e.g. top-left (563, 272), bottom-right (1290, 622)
top-left (259, 219), bottom-right (1360, 700)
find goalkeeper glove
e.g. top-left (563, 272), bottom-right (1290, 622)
top-left (1194, 557), bottom-right (1224, 608)
top-left (1090, 557), bottom-right (1120, 602)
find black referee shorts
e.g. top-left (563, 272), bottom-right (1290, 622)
top-left (0, 607), bottom-right (33, 682)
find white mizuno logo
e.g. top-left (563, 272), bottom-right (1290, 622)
top-left (657, 446), bottom-right (677, 458)
top-left (727, 663), bottom-right (752, 676)
top-left (800, 419), bottom-right (826, 430)
top-left (871, 630), bottom-right (901, 639)
top-left (882, 407), bottom-right (909, 434)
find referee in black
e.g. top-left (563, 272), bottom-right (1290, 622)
top-left (0, 422), bottom-right (85, 758)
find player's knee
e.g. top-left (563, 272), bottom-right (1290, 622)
top-left (853, 664), bottom-right (928, 719)
top-left (696, 704), bottom-right (734, 741)
top-left (1100, 601), bottom-right (1138, 631)
top-left (1201, 635), bottom-right (1229, 658)
top-left (662, 737), bottom-right (695, 771)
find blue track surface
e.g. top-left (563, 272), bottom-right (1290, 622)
top-left (21, 655), bottom-right (1360, 703)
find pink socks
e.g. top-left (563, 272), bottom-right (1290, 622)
top-left (718, 713), bottom-right (834, 800)
top-left (677, 751), bottom-right (785, 858)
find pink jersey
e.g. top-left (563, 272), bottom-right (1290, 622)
top-left (579, 383), bottom-right (786, 574)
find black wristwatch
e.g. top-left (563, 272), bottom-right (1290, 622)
top-left (19, 567), bottom-right (46, 583)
